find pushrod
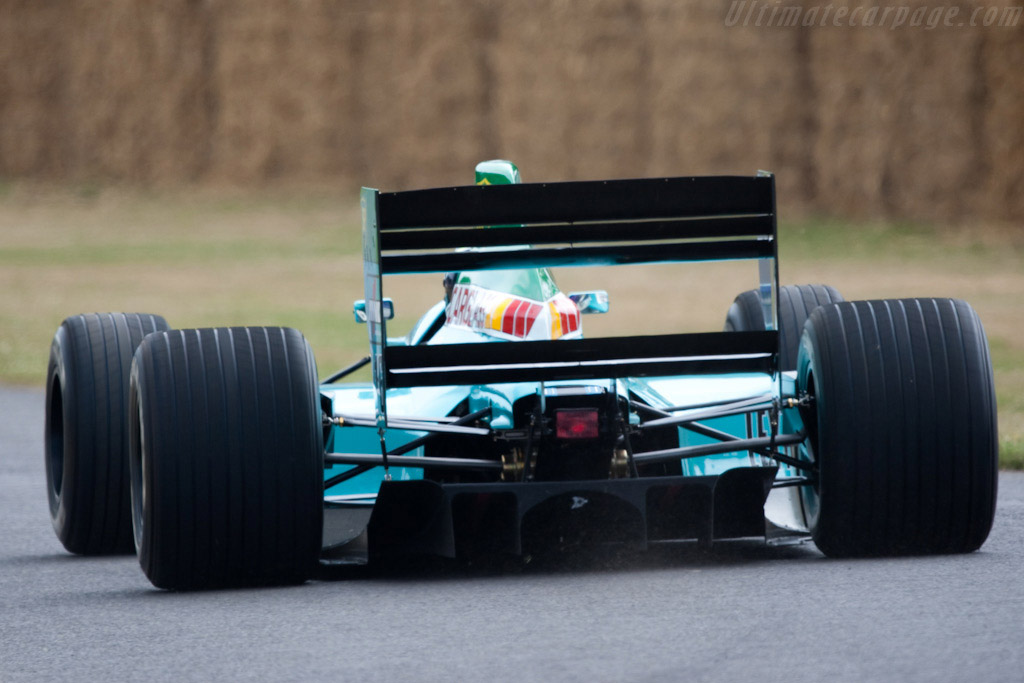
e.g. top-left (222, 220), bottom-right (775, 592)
top-left (323, 407), bottom-right (493, 489)
top-left (632, 432), bottom-right (805, 465)
top-left (321, 356), bottom-right (371, 384)
top-left (325, 452), bottom-right (502, 471)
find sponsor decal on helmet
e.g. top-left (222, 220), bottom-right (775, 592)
top-left (446, 284), bottom-right (581, 340)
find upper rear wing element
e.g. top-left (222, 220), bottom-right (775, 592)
top-left (361, 173), bottom-right (780, 422)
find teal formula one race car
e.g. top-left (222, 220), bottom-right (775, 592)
top-left (44, 161), bottom-right (999, 590)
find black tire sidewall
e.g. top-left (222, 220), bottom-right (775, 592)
top-left (45, 324), bottom-right (76, 543)
top-left (724, 290), bottom-right (762, 334)
top-left (129, 349), bottom-right (153, 569)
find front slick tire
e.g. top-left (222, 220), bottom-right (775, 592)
top-left (725, 284), bottom-right (843, 371)
top-left (46, 313), bottom-right (169, 555)
top-left (130, 327), bottom-right (324, 590)
top-left (798, 299), bottom-right (998, 557)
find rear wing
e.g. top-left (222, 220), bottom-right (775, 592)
top-left (361, 173), bottom-right (780, 424)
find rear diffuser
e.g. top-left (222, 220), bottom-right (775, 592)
top-left (352, 467), bottom-right (778, 561)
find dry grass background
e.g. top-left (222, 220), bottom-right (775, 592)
top-left (1, 0), bottom-right (1022, 223)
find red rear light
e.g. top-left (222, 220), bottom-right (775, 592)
top-left (555, 409), bottom-right (599, 439)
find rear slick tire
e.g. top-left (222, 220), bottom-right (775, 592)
top-left (130, 327), bottom-right (324, 590)
top-left (797, 299), bottom-right (998, 556)
top-left (45, 313), bottom-right (169, 555)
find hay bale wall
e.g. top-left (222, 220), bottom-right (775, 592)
top-left (1, 0), bottom-right (1021, 222)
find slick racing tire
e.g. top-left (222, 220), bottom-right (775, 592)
top-left (725, 284), bottom-right (843, 371)
top-left (45, 313), bottom-right (169, 555)
top-left (797, 299), bottom-right (998, 556)
top-left (130, 327), bottom-right (324, 590)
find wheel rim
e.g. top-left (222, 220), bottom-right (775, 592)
top-left (797, 443), bottom-right (820, 529)
top-left (129, 386), bottom-right (147, 554)
top-left (797, 370), bottom-right (821, 530)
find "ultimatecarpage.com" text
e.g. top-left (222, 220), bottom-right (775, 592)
top-left (725, 2), bottom-right (1023, 28)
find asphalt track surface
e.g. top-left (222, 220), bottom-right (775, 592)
top-left (2, 385), bottom-right (1023, 682)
